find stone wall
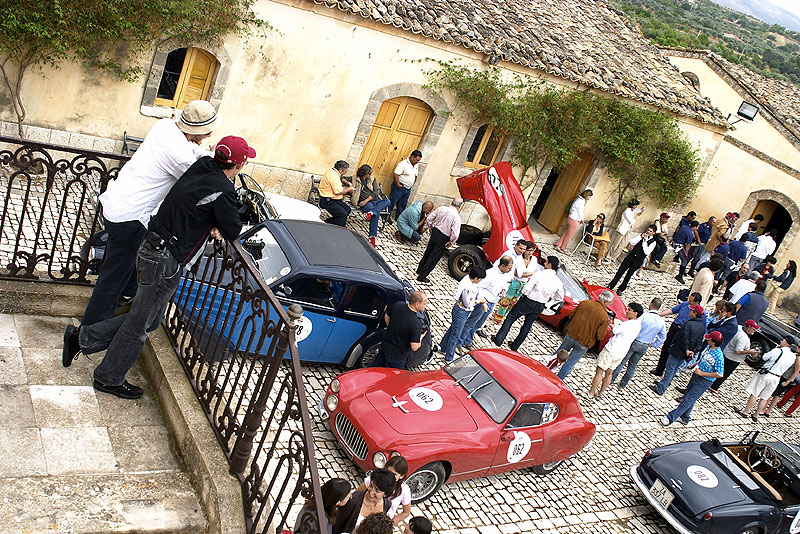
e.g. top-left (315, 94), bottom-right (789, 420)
top-left (1, 121), bottom-right (120, 154)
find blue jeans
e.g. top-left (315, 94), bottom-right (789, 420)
top-left (441, 303), bottom-right (471, 362)
top-left (460, 303), bottom-right (494, 346)
top-left (80, 241), bottom-right (181, 386)
top-left (556, 335), bottom-right (590, 379)
top-left (494, 296), bottom-right (545, 352)
top-left (653, 353), bottom-right (685, 395)
top-left (389, 183), bottom-right (411, 219)
top-left (81, 217), bottom-right (147, 326)
top-left (667, 374), bottom-right (712, 423)
top-left (372, 348), bottom-right (407, 369)
top-left (612, 340), bottom-right (649, 388)
top-left (361, 198), bottom-right (391, 237)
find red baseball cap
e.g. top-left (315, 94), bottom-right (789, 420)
top-left (704, 330), bottom-right (723, 343)
top-left (744, 319), bottom-right (761, 330)
top-left (215, 136), bottom-right (256, 164)
top-left (660, 212), bottom-right (670, 218)
top-left (689, 304), bottom-right (704, 315)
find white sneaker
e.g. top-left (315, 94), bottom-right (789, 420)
top-left (660, 416), bottom-right (671, 426)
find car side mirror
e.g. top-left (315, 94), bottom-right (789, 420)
top-left (500, 431), bottom-right (515, 442)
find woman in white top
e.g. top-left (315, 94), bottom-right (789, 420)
top-left (608, 199), bottom-right (642, 260)
top-left (556, 189), bottom-right (593, 252)
top-left (356, 455), bottom-right (412, 525)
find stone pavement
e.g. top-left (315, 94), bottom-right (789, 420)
top-left (0, 314), bottom-right (205, 534)
top-left (301, 213), bottom-right (800, 534)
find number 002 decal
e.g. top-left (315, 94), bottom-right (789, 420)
top-left (506, 432), bottom-right (532, 463)
top-left (790, 510), bottom-right (800, 533)
top-left (294, 316), bottom-right (312, 342)
top-left (408, 387), bottom-right (443, 411)
top-left (686, 465), bottom-right (718, 488)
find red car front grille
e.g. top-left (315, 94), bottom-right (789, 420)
top-left (335, 412), bottom-right (368, 460)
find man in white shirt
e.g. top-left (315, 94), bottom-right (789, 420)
top-left (416, 198), bottom-right (463, 283)
top-left (80, 101), bottom-right (217, 326)
top-left (491, 256), bottom-right (564, 352)
top-left (494, 239), bottom-right (527, 271)
top-left (608, 225), bottom-right (656, 296)
top-left (389, 150), bottom-right (422, 220)
top-left (589, 303), bottom-right (644, 397)
top-left (729, 272), bottom-right (760, 305)
top-left (461, 256), bottom-right (514, 349)
top-left (738, 336), bottom-right (800, 421)
top-left (734, 214), bottom-right (764, 240)
top-left (749, 229), bottom-right (777, 267)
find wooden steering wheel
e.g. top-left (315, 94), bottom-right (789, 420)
top-left (748, 444), bottom-right (780, 474)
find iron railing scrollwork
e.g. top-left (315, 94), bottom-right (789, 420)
top-left (0, 136), bottom-right (326, 533)
top-left (0, 135), bottom-right (127, 283)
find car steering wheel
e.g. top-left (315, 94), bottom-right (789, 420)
top-left (748, 444), bottom-right (780, 474)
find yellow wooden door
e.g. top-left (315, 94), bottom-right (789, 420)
top-left (538, 151), bottom-right (594, 233)
top-left (357, 97), bottom-right (432, 192)
top-left (753, 200), bottom-right (777, 235)
top-left (176, 48), bottom-right (217, 109)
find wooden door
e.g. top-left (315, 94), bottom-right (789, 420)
top-left (537, 151), bottom-right (594, 233)
top-left (176, 48), bottom-right (217, 109)
top-left (357, 97), bottom-right (432, 192)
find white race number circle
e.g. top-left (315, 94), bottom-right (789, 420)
top-left (505, 230), bottom-right (524, 252)
top-left (408, 387), bottom-right (443, 411)
top-left (790, 510), bottom-right (800, 534)
top-left (506, 431), bottom-right (532, 463)
top-left (487, 167), bottom-right (505, 197)
top-left (540, 299), bottom-right (562, 317)
top-left (294, 316), bottom-right (312, 342)
top-left (686, 465), bottom-right (718, 488)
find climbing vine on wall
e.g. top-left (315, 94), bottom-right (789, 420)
top-left (425, 61), bottom-right (702, 208)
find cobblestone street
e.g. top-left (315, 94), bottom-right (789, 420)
top-left (302, 214), bottom-right (800, 534)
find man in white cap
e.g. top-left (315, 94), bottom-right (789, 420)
top-left (80, 100), bottom-right (218, 326)
top-left (63, 135), bottom-right (253, 399)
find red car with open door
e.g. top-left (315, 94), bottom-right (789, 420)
top-left (320, 348), bottom-right (596, 503)
top-left (448, 163), bottom-right (627, 348)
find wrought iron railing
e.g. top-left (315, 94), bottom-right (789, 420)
top-left (0, 135), bottom-right (326, 533)
top-left (0, 135), bottom-right (127, 283)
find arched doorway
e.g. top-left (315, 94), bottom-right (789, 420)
top-left (751, 200), bottom-right (792, 247)
top-left (739, 189), bottom-right (800, 255)
top-left (356, 97), bottom-right (433, 193)
top-left (533, 151), bottom-right (595, 233)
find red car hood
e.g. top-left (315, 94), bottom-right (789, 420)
top-left (366, 372), bottom-right (478, 435)
top-left (585, 282), bottom-right (628, 321)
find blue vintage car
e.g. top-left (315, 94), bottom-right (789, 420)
top-left (176, 219), bottom-right (432, 367)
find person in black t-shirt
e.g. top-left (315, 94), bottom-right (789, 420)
top-left (372, 291), bottom-right (428, 369)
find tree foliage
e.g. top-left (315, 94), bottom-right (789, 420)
top-left (0, 0), bottom-right (270, 136)
top-left (425, 62), bottom-right (702, 208)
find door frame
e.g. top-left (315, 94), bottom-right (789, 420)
top-left (348, 83), bottom-right (450, 200)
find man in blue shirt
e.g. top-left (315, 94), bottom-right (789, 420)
top-left (689, 216), bottom-right (716, 276)
top-left (652, 292), bottom-right (703, 376)
top-left (660, 330), bottom-right (724, 426)
top-left (674, 220), bottom-right (698, 284)
top-left (612, 297), bottom-right (668, 388)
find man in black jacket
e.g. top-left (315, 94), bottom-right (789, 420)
top-left (650, 304), bottom-right (705, 396)
top-left (608, 225), bottom-right (656, 296)
top-left (62, 136), bottom-right (251, 399)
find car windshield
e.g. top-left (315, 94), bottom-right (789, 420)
top-left (241, 226), bottom-right (291, 285)
top-left (446, 354), bottom-right (516, 424)
top-left (557, 266), bottom-right (589, 302)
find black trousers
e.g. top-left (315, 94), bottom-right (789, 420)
top-left (319, 197), bottom-right (351, 226)
top-left (710, 356), bottom-right (742, 391)
top-left (417, 227), bottom-right (450, 278)
top-left (653, 322), bottom-right (681, 376)
top-left (494, 296), bottom-right (546, 351)
top-left (651, 237), bottom-right (667, 263)
top-left (608, 253), bottom-right (644, 294)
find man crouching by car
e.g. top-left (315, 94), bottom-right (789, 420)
top-left (372, 291), bottom-right (429, 369)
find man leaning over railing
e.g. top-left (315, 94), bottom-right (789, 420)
top-left (61, 136), bottom-right (252, 399)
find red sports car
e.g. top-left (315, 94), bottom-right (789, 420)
top-left (320, 348), bottom-right (596, 502)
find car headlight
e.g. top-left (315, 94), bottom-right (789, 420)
top-left (330, 379), bottom-right (340, 393)
top-left (325, 394), bottom-right (338, 412)
top-left (373, 451), bottom-right (387, 468)
top-left (542, 403), bottom-right (559, 424)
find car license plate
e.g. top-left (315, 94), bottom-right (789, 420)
top-left (650, 479), bottom-right (674, 510)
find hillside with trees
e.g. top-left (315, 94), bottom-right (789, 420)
top-left (613, 0), bottom-right (800, 83)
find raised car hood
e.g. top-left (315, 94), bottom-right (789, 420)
top-left (648, 446), bottom-right (749, 515)
top-left (365, 374), bottom-right (478, 435)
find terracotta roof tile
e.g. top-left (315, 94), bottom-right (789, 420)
top-left (310, 0), bottom-right (727, 126)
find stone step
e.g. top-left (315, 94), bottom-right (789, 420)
top-left (0, 472), bottom-right (207, 534)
